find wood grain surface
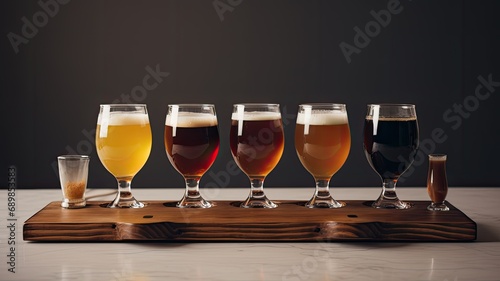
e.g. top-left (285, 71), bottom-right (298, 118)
top-left (23, 200), bottom-right (476, 242)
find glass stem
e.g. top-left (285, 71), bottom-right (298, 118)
top-left (108, 177), bottom-right (144, 208)
top-left (240, 176), bottom-right (276, 208)
top-left (177, 177), bottom-right (211, 208)
top-left (117, 177), bottom-right (134, 201)
top-left (306, 177), bottom-right (343, 208)
top-left (185, 177), bottom-right (202, 199)
top-left (249, 177), bottom-right (265, 199)
top-left (381, 179), bottom-right (398, 200)
top-left (372, 178), bottom-right (412, 209)
top-left (315, 179), bottom-right (331, 198)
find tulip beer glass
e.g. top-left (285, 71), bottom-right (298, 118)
top-left (164, 104), bottom-right (220, 208)
top-left (96, 104), bottom-right (152, 208)
top-left (295, 104), bottom-right (351, 208)
top-left (230, 104), bottom-right (285, 208)
top-left (363, 104), bottom-right (419, 209)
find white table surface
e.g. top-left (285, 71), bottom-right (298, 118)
top-left (1, 187), bottom-right (499, 281)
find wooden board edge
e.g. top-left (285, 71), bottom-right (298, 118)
top-left (22, 200), bottom-right (478, 242)
top-left (24, 220), bottom-right (477, 242)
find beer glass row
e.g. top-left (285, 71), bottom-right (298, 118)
top-left (95, 103), bottom-right (418, 210)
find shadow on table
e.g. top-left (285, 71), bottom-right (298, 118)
top-left (476, 222), bottom-right (500, 242)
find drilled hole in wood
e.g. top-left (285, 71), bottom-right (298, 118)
top-left (347, 214), bottom-right (358, 218)
top-left (143, 215), bottom-right (153, 218)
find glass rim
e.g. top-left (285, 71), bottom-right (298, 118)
top-left (99, 104), bottom-right (147, 107)
top-left (429, 154), bottom-right (447, 159)
top-left (233, 103), bottom-right (280, 107)
top-left (57, 155), bottom-right (90, 160)
top-left (367, 103), bottom-right (415, 108)
top-left (167, 103), bottom-right (215, 107)
top-left (300, 103), bottom-right (346, 108)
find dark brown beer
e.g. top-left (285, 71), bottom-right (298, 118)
top-left (427, 155), bottom-right (448, 203)
top-left (164, 113), bottom-right (219, 178)
top-left (363, 117), bottom-right (419, 180)
top-left (230, 112), bottom-right (284, 177)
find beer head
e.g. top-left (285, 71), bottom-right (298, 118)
top-left (97, 112), bottom-right (150, 139)
top-left (366, 104), bottom-right (417, 119)
top-left (231, 111), bottom-right (281, 121)
top-left (97, 112), bottom-right (150, 125)
top-left (165, 112), bottom-right (218, 128)
top-left (296, 110), bottom-right (348, 125)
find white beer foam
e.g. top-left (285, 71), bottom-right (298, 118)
top-left (97, 112), bottom-right (149, 125)
top-left (296, 111), bottom-right (348, 125)
top-left (165, 112), bottom-right (218, 127)
top-left (231, 111), bottom-right (281, 121)
top-left (98, 112), bottom-right (149, 138)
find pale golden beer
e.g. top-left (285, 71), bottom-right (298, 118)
top-left (96, 112), bottom-right (152, 178)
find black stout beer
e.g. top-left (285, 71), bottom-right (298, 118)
top-left (165, 112), bottom-right (220, 178)
top-left (363, 117), bottom-right (419, 180)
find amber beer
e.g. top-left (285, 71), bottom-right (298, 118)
top-left (230, 112), bottom-right (284, 177)
top-left (96, 112), bottom-right (152, 178)
top-left (295, 111), bottom-right (351, 180)
top-left (164, 112), bottom-right (220, 177)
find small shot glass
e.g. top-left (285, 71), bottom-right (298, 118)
top-left (426, 154), bottom-right (449, 211)
top-left (58, 155), bottom-right (89, 208)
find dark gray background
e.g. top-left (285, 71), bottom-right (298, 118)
top-left (2, 0), bottom-right (499, 189)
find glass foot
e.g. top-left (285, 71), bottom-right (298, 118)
top-left (107, 192), bottom-right (145, 208)
top-left (240, 195), bottom-right (277, 208)
top-left (61, 199), bottom-right (86, 209)
top-left (427, 202), bottom-right (449, 211)
top-left (177, 196), bottom-right (212, 208)
top-left (372, 197), bottom-right (413, 209)
top-left (306, 196), bottom-right (345, 208)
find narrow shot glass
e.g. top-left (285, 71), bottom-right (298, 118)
top-left (427, 154), bottom-right (449, 211)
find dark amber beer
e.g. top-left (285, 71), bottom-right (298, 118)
top-left (165, 112), bottom-right (219, 178)
top-left (427, 154), bottom-right (448, 203)
top-left (230, 112), bottom-right (284, 178)
top-left (363, 116), bottom-right (419, 180)
top-left (295, 111), bottom-right (350, 180)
